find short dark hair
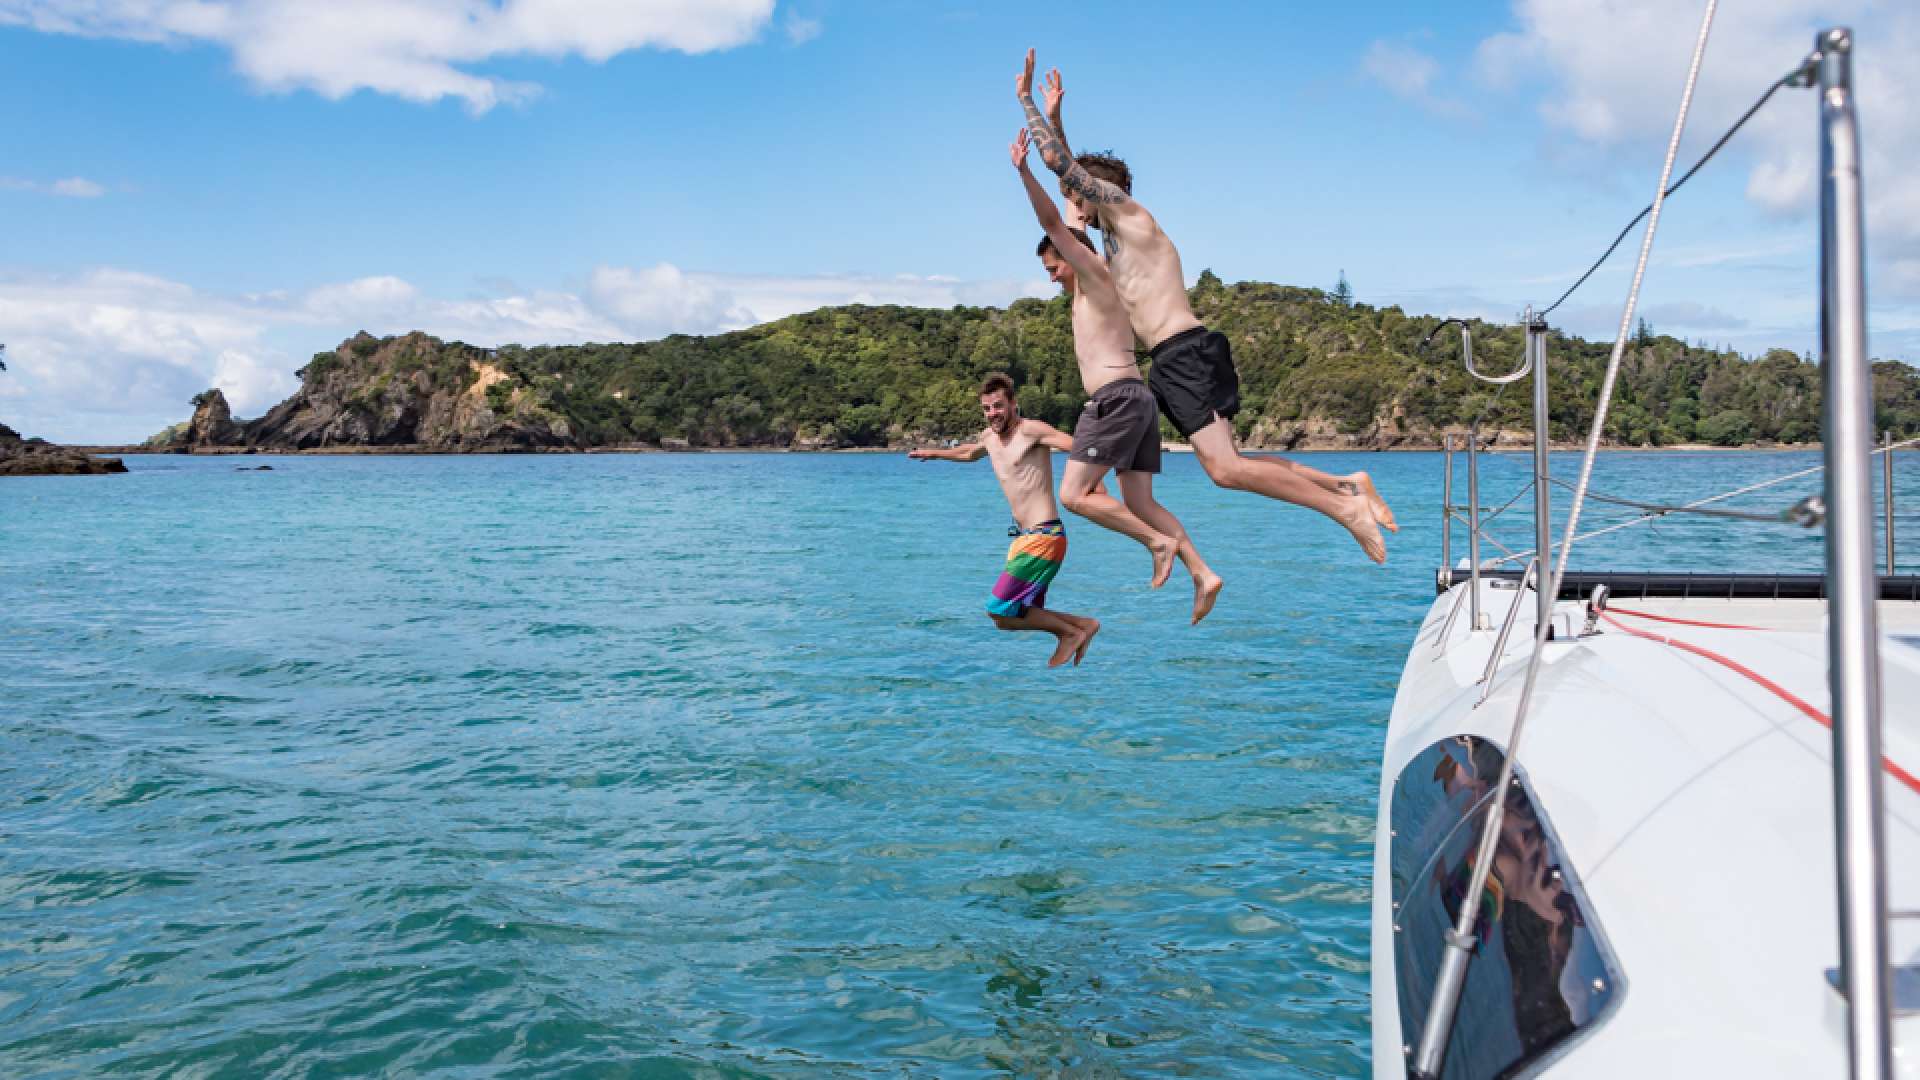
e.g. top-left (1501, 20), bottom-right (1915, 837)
top-left (980, 373), bottom-right (1016, 399)
top-left (1076, 151), bottom-right (1131, 194)
top-left (1036, 229), bottom-right (1097, 258)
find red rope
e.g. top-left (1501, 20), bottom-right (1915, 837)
top-left (1606, 604), bottom-right (1769, 631)
top-left (1597, 610), bottom-right (1920, 796)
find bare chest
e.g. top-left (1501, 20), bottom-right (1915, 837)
top-left (986, 434), bottom-right (1051, 488)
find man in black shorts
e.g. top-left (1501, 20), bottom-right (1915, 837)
top-left (1017, 51), bottom-right (1396, 565)
top-left (1012, 125), bottom-right (1222, 622)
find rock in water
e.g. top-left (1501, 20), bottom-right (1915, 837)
top-left (0, 423), bottom-right (128, 476)
top-left (185, 388), bottom-right (245, 448)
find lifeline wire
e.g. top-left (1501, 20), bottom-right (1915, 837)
top-left (1539, 59), bottom-right (1812, 318)
top-left (1488, 435), bottom-right (1920, 566)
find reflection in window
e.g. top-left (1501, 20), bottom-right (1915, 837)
top-left (1390, 738), bottom-right (1623, 1078)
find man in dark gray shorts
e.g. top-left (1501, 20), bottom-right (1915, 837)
top-left (1013, 126), bottom-right (1223, 622)
top-left (1016, 51), bottom-right (1395, 566)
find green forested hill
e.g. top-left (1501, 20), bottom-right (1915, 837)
top-left (200, 273), bottom-right (1920, 450)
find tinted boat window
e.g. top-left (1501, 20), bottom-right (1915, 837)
top-left (1390, 738), bottom-right (1623, 1078)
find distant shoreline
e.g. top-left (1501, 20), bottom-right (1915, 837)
top-left (69, 441), bottom-right (1832, 457)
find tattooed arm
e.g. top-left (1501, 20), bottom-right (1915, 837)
top-left (1042, 66), bottom-right (1070, 162)
top-left (1016, 49), bottom-right (1130, 211)
top-left (1015, 49), bottom-right (1070, 175)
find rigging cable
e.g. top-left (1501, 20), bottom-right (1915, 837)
top-left (1487, 435), bottom-right (1920, 566)
top-left (1413, 4), bottom-right (1720, 1074)
top-left (1539, 59), bottom-right (1816, 318)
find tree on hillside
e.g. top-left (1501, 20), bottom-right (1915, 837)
top-left (1331, 271), bottom-right (1353, 308)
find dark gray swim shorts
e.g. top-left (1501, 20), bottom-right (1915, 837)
top-left (1068, 377), bottom-right (1161, 474)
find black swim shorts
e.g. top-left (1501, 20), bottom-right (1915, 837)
top-left (1146, 326), bottom-right (1240, 439)
top-left (1068, 377), bottom-right (1161, 474)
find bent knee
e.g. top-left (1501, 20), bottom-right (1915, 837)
top-left (1206, 458), bottom-right (1254, 491)
top-left (1060, 491), bottom-right (1094, 517)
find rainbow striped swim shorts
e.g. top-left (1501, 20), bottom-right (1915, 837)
top-left (986, 519), bottom-right (1066, 617)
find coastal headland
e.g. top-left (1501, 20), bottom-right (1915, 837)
top-left (34, 276), bottom-right (1920, 460)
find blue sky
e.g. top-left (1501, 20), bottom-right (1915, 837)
top-left (2, 0), bottom-right (1916, 442)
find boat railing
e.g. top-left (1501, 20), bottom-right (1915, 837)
top-left (1411, 20), bottom-right (1900, 1079)
top-left (1476, 558), bottom-right (1538, 699)
top-left (1435, 310), bottom-right (1555, 639)
top-left (1435, 345), bottom-right (1913, 610)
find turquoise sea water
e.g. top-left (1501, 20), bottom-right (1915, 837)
top-left (2, 450), bottom-right (1910, 1078)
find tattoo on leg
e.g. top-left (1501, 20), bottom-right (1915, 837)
top-left (1338, 481), bottom-right (1362, 496)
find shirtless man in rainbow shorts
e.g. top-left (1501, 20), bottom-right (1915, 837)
top-left (910, 373), bottom-right (1099, 668)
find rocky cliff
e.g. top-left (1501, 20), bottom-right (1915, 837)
top-left (0, 423), bottom-right (128, 475)
top-left (167, 332), bottom-right (576, 452)
top-left (185, 388), bottom-right (244, 447)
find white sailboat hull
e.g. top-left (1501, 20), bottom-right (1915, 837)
top-left (1372, 579), bottom-right (1920, 1078)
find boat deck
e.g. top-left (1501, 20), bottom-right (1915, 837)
top-left (1373, 577), bottom-right (1920, 1078)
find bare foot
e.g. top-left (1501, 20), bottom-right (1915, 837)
top-left (1191, 573), bottom-right (1224, 625)
top-left (1336, 495), bottom-right (1388, 565)
top-left (1073, 618), bottom-right (1099, 665)
top-left (1148, 536), bottom-right (1178, 589)
top-left (1049, 627), bottom-right (1087, 668)
top-left (1342, 473), bottom-right (1397, 534)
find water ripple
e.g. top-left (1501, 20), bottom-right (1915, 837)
top-left (0, 450), bottom-right (1860, 1076)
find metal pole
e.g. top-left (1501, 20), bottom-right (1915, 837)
top-left (1816, 28), bottom-right (1892, 1080)
top-left (1530, 311), bottom-right (1554, 638)
top-left (1467, 424), bottom-right (1484, 630)
top-left (1480, 558), bottom-right (1539, 699)
top-left (1442, 433), bottom-right (1455, 590)
top-left (1885, 431), bottom-right (1896, 575)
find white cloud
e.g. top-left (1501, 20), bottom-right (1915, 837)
top-left (0, 0), bottom-right (776, 112)
top-left (0, 263), bottom-right (1052, 443)
top-left (49, 176), bottom-right (106, 197)
top-left (1363, 41), bottom-right (1437, 101)
top-left (1474, 1), bottom-right (1920, 298)
top-left (2, 175), bottom-right (109, 197)
top-left (782, 11), bottom-right (821, 46)
top-left (1361, 39), bottom-right (1470, 120)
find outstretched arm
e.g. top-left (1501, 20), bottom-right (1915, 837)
top-left (1027, 421), bottom-right (1110, 495)
top-left (1025, 420), bottom-right (1074, 454)
top-left (1016, 49), bottom-right (1129, 211)
top-left (908, 442), bottom-right (985, 462)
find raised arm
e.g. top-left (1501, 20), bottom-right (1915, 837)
top-left (1010, 129), bottom-right (1106, 278)
top-left (908, 442), bottom-right (985, 463)
top-left (1042, 67), bottom-right (1069, 162)
top-left (1016, 49), bottom-right (1130, 211)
